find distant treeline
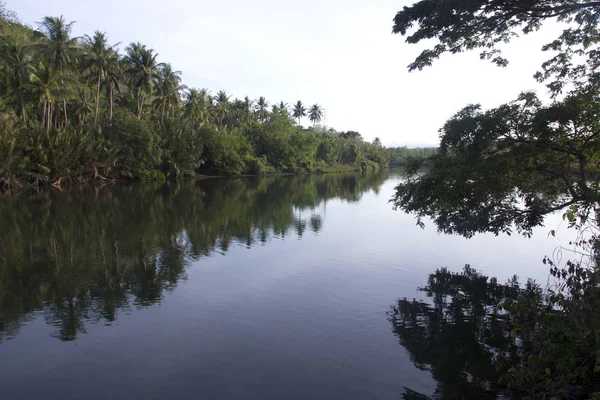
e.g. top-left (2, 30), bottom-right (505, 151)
top-left (386, 146), bottom-right (437, 166)
top-left (0, 4), bottom-right (389, 189)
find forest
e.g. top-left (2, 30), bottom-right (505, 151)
top-left (0, 3), bottom-right (389, 189)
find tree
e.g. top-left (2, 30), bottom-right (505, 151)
top-left (183, 88), bottom-right (210, 123)
top-left (82, 31), bottom-right (120, 123)
top-left (101, 49), bottom-right (121, 120)
top-left (292, 100), bottom-right (306, 126)
top-left (393, 91), bottom-right (600, 237)
top-left (213, 90), bottom-right (230, 126)
top-left (0, 38), bottom-right (33, 122)
top-left (37, 16), bottom-right (79, 127)
top-left (124, 42), bottom-right (161, 120)
top-left (308, 104), bottom-right (323, 126)
top-left (391, 1), bottom-right (600, 237)
top-left (273, 101), bottom-right (288, 115)
top-left (254, 96), bottom-right (269, 122)
top-left (392, 0), bottom-right (600, 94)
top-left (26, 62), bottom-right (60, 133)
top-left (153, 63), bottom-right (183, 119)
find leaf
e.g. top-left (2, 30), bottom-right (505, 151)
top-left (594, 366), bottom-right (600, 373)
top-left (546, 368), bottom-right (551, 376)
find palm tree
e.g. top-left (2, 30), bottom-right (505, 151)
top-left (183, 88), bottom-right (211, 123)
top-left (254, 96), bottom-right (270, 122)
top-left (82, 31), bottom-right (120, 122)
top-left (27, 62), bottom-right (60, 133)
top-left (153, 63), bottom-right (183, 119)
top-left (37, 16), bottom-right (80, 126)
top-left (0, 39), bottom-right (34, 122)
top-left (308, 104), bottom-right (323, 126)
top-left (273, 101), bottom-right (288, 114)
top-left (101, 52), bottom-right (122, 120)
top-left (214, 90), bottom-right (230, 125)
top-left (292, 101), bottom-right (306, 126)
top-left (124, 42), bottom-right (161, 120)
top-left (73, 84), bottom-right (94, 125)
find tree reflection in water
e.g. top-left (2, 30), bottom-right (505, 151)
top-left (0, 172), bottom-right (386, 342)
top-left (388, 266), bottom-right (528, 400)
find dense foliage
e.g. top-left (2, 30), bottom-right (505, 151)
top-left (391, 1), bottom-right (600, 398)
top-left (0, 4), bottom-right (388, 188)
top-left (387, 146), bottom-right (437, 166)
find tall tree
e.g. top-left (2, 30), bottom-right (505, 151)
top-left (37, 16), bottom-right (79, 126)
top-left (255, 96), bottom-right (269, 122)
top-left (0, 38), bottom-right (33, 122)
top-left (153, 63), bottom-right (183, 119)
top-left (213, 90), bottom-right (230, 125)
top-left (308, 104), bottom-right (323, 126)
top-left (26, 62), bottom-right (60, 133)
top-left (124, 42), bottom-right (161, 120)
top-left (82, 31), bottom-right (119, 122)
top-left (292, 100), bottom-right (306, 126)
top-left (183, 88), bottom-right (210, 123)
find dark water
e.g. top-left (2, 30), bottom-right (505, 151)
top-left (0, 171), bottom-right (571, 399)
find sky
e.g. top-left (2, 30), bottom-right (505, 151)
top-left (7, 0), bottom-right (563, 147)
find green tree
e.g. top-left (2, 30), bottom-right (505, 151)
top-left (37, 16), bottom-right (79, 126)
top-left (0, 38), bottom-right (33, 122)
top-left (308, 104), bottom-right (323, 126)
top-left (292, 100), bottom-right (306, 126)
top-left (255, 96), bottom-right (269, 122)
top-left (391, 1), bottom-right (600, 236)
top-left (26, 62), bottom-right (60, 133)
top-left (183, 88), bottom-right (210, 123)
top-left (124, 42), bottom-right (161, 120)
top-left (82, 31), bottom-right (119, 122)
top-left (214, 90), bottom-right (230, 126)
top-left (153, 63), bottom-right (183, 119)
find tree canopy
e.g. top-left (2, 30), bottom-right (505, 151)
top-left (392, 0), bottom-right (600, 93)
top-left (391, 0), bottom-right (600, 237)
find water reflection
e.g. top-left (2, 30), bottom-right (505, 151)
top-left (388, 266), bottom-right (527, 400)
top-left (0, 172), bottom-right (386, 342)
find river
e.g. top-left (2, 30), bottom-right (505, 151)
top-left (0, 170), bottom-right (575, 399)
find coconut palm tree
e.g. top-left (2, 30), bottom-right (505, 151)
top-left (0, 38), bottom-right (34, 122)
top-left (26, 62), bottom-right (60, 133)
top-left (37, 16), bottom-right (80, 126)
top-left (292, 101), bottom-right (306, 126)
top-left (213, 90), bottom-right (230, 125)
top-left (73, 83), bottom-right (94, 125)
top-left (255, 96), bottom-right (269, 122)
top-left (153, 63), bottom-right (183, 119)
top-left (273, 101), bottom-right (288, 115)
top-left (183, 88), bottom-right (211, 123)
top-left (124, 42), bottom-right (161, 120)
top-left (82, 31), bottom-right (120, 122)
top-left (101, 52), bottom-right (122, 120)
top-left (308, 104), bottom-right (323, 126)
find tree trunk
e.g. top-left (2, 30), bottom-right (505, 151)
top-left (63, 99), bottom-right (68, 127)
top-left (20, 97), bottom-right (26, 123)
top-left (42, 101), bottom-right (47, 128)
top-left (95, 73), bottom-right (101, 123)
top-left (109, 86), bottom-right (114, 120)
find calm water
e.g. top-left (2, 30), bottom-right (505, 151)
top-left (0, 171), bottom-right (573, 399)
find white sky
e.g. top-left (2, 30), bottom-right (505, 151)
top-left (7, 0), bottom-right (562, 147)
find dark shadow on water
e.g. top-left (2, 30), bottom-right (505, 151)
top-left (0, 171), bottom-right (386, 342)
